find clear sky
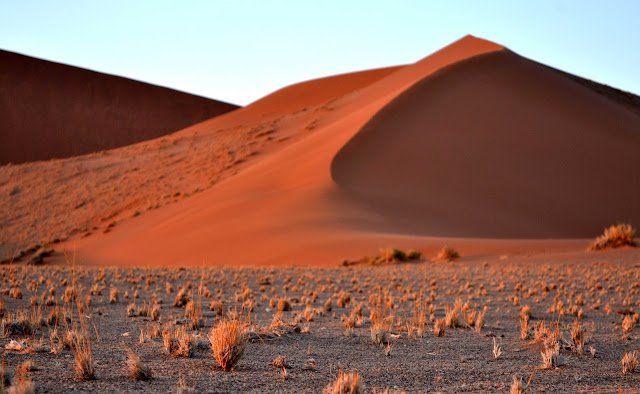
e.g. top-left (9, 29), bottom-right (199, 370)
top-left (1, 1), bottom-right (638, 105)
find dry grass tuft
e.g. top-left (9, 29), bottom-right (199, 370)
top-left (622, 314), bottom-right (635, 333)
top-left (437, 246), bottom-right (459, 261)
top-left (7, 361), bottom-right (35, 394)
top-left (324, 371), bottom-right (361, 394)
top-left (208, 318), bottom-right (247, 371)
top-left (434, 319), bottom-right (445, 337)
top-left (510, 375), bottom-right (523, 394)
top-left (174, 287), bottom-right (190, 308)
top-left (622, 351), bottom-right (638, 374)
top-left (589, 223), bottom-right (636, 250)
top-left (163, 325), bottom-right (194, 357)
top-left (125, 347), bottom-right (153, 381)
top-left (540, 342), bottom-right (564, 370)
top-left (492, 337), bottom-right (502, 360)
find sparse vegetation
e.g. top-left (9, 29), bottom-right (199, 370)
top-left (324, 371), bottom-right (361, 394)
top-left (209, 318), bottom-right (247, 371)
top-left (589, 223), bottom-right (636, 250)
top-left (126, 347), bottom-right (153, 381)
top-left (437, 246), bottom-right (459, 261)
top-left (622, 351), bottom-right (639, 374)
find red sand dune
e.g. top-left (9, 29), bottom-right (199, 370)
top-left (0, 50), bottom-right (238, 164)
top-left (21, 35), bottom-right (640, 266)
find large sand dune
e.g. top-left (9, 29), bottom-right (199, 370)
top-left (0, 50), bottom-right (238, 164)
top-left (5, 35), bottom-right (640, 266)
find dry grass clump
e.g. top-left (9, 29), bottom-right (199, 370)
top-left (6, 360), bottom-right (35, 394)
top-left (324, 371), bottom-right (361, 394)
top-left (381, 248), bottom-right (407, 263)
top-left (540, 342), bottom-right (564, 370)
top-left (209, 300), bottom-right (224, 316)
top-left (125, 347), bottom-right (153, 381)
top-left (622, 314), bottom-right (635, 333)
top-left (622, 351), bottom-right (638, 374)
top-left (434, 319), bottom-right (445, 337)
top-left (437, 246), bottom-right (459, 261)
top-left (109, 287), bottom-right (119, 304)
top-left (208, 318), bottom-right (247, 371)
top-left (492, 337), bottom-right (502, 360)
top-left (369, 292), bottom-right (393, 346)
top-left (163, 325), bottom-right (194, 357)
top-left (510, 375), bottom-right (523, 394)
top-left (69, 327), bottom-right (95, 380)
top-left (277, 297), bottom-right (292, 312)
top-left (407, 297), bottom-right (428, 339)
top-left (519, 305), bottom-right (531, 340)
top-left (570, 319), bottom-right (585, 354)
top-left (174, 287), bottom-right (190, 308)
top-left (589, 223), bottom-right (636, 250)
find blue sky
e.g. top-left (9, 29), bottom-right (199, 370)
top-left (1, 1), bottom-right (639, 105)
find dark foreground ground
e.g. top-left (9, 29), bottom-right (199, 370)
top-left (1, 250), bottom-right (639, 393)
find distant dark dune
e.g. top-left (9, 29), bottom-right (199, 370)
top-left (0, 50), bottom-right (239, 164)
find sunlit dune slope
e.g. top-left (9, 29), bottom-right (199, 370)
top-left (0, 49), bottom-right (238, 164)
top-left (0, 58), bottom-right (401, 259)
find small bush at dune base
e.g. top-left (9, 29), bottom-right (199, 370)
top-left (589, 223), bottom-right (636, 251)
top-left (437, 246), bottom-right (459, 261)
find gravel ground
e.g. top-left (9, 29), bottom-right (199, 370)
top-left (1, 250), bottom-right (640, 393)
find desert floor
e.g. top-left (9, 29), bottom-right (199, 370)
top-left (1, 248), bottom-right (639, 393)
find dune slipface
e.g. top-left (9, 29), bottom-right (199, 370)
top-left (50, 35), bottom-right (640, 266)
top-left (0, 50), bottom-right (239, 164)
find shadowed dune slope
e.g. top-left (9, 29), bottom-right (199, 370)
top-left (331, 49), bottom-right (640, 238)
top-left (0, 50), bottom-right (239, 164)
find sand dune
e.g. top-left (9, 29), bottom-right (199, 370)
top-left (0, 50), bottom-right (238, 164)
top-left (332, 49), bottom-right (640, 238)
top-left (6, 35), bottom-right (640, 267)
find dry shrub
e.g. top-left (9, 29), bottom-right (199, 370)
top-left (474, 307), bottom-right (486, 333)
top-left (208, 319), bottom-right (247, 371)
top-left (336, 292), bottom-right (351, 308)
top-left (277, 298), bottom-right (292, 312)
top-left (540, 342), bottom-right (564, 369)
top-left (69, 327), bottom-right (95, 380)
top-left (369, 292), bottom-right (393, 346)
top-left (444, 305), bottom-right (460, 328)
top-left (589, 223), bottom-right (636, 250)
top-left (7, 361), bottom-right (35, 394)
top-left (622, 351), bottom-right (639, 374)
top-left (174, 287), bottom-right (190, 308)
top-left (493, 337), bottom-right (502, 360)
top-left (151, 304), bottom-right (161, 321)
top-left (622, 314), bottom-right (634, 333)
top-left (437, 246), bottom-right (459, 261)
top-left (571, 319), bottom-right (585, 354)
top-left (209, 300), bottom-right (224, 316)
top-left (163, 325), bottom-right (194, 357)
top-left (381, 248), bottom-right (407, 263)
top-left (125, 347), bottom-right (153, 381)
top-left (324, 371), bottom-right (361, 394)
top-left (176, 376), bottom-right (196, 394)
top-left (434, 319), bottom-right (445, 337)
top-left (510, 375), bottom-right (523, 394)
